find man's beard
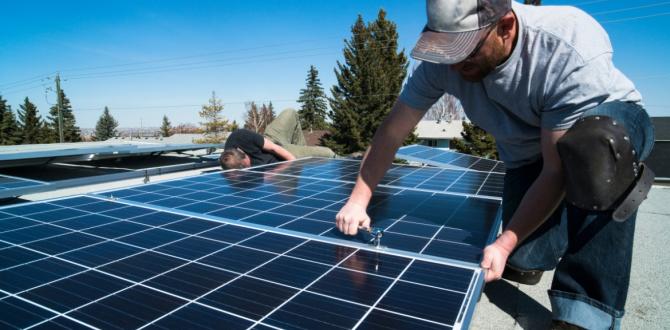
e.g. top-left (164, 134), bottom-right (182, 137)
top-left (457, 41), bottom-right (507, 82)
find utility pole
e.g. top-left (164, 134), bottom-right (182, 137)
top-left (55, 73), bottom-right (65, 143)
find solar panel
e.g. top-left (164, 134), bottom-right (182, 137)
top-left (0, 141), bottom-right (220, 168)
top-left (245, 158), bottom-right (503, 199)
top-left (0, 195), bottom-right (483, 329)
top-left (396, 145), bottom-right (506, 174)
top-left (0, 174), bottom-right (48, 198)
top-left (97, 168), bottom-right (502, 265)
top-left (0, 157), bottom-right (219, 200)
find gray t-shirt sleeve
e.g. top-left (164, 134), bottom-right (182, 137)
top-left (399, 62), bottom-right (446, 111)
top-left (541, 52), bottom-right (620, 131)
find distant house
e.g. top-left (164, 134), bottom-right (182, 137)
top-left (646, 117), bottom-right (669, 180)
top-left (303, 130), bottom-right (329, 147)
top-left (414, 120), bottom-right (464, 149)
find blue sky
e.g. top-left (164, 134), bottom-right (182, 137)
top-left (1, 0), bottom-right (669, 128)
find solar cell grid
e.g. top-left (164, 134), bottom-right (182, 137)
top-left (244, 158), bottom-right (503, 198)
top-left (396, 144), bottom-right (506, 174)
top-left (98, 169), bottom-right (501, 264)
top-left (0, 174), bottom-right (47, 190)
top-left (0, 196), bottom-right (482, 329)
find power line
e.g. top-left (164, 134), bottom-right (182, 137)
top-left (66, 52), bottom-right (336, 81)
top-left (572, 0), bottom-right (610, 6)
top-left (64, 44), bottom-right (401, 82)
top-left (0, 72), bottom-right (55, 89)
top-left (0, 37), bottom-right (402, 88)
top-left (1, 82), bottom-right (49, 96)
top-left (600, 11), bottom-right (670, 23)
top-left (57, 38), bottom-right (338, 74)
top-left (0, 33), bottom-right (402, 87)
top-left (72, 92), bottom-right (402, 112)
top-left (634, 74), bottom-right (670, 80)
top-left (591, 2), bottom-right (670, 16)
top-left (65, 47), bottom-right (336, 79)
top-left (57, 32), bottom-right (401, 75)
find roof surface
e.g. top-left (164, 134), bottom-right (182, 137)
top-left (470, 186), bottom-right (670, 329)
top-left (415, 120), bottom-right (464, 139)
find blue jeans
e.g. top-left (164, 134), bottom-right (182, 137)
top-left (502, 102), bottom-right (654, 329)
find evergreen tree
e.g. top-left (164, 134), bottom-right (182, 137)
top-left (0, 96), bottom-right (20, 145)
top-left (38, 121), bottom-right (52, 144)
top-left (17, 97), bottom-right (43, 144)
top-left (47, 89), bottom-right (81, 143)
top-left (199, 91), bottom-right (230, 142)
top-left (94, 106), bottom-right (119, 141)
top-left (298, 65), bottom-right (328, 131)
top-left (450, 122), bottom-right (499, 160)
top-left (323, 10), bottom-right (409, 154)
top-left (160, 115), bottom-right (172, 137)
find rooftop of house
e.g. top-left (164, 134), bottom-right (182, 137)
top-left (415, 120), bottom-right (464, 140)
top-left (303, 129), bottom-right (330, 146)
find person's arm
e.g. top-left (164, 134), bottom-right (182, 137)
top-left (336, 99), bottom-right (425, 236)
top-left (481, 128), bottom-right (567, 282)
top-left (262, 138), bottom-right (296, 161)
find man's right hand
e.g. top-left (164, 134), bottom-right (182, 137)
top-left (336, 201), bottom-right (371, 236)
top-left (334, 99), bottom-right (424, 236)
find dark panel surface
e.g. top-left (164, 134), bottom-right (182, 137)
top-left (0, 196), bottom-right (481, 329)
top-left (397, 144), bottom-right (506, 174)
top-left (97, 165), bottom-right (501, 264)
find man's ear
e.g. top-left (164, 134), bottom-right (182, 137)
top-left (497, 12), bottom-right (515, 40)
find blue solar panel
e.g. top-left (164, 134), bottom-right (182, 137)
top-left (397, 144), bottom-right (507, 174)
top-left (98, 169), bottom-right (501, 264)
top-left (0, 174), bottom-right (48, 198)
top-left (244, 158), bottom-right (504, 199)
top-left (0, 196), bottom-right (483, 329)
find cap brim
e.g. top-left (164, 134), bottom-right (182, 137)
top-left (411, 27), bottom-right (489, 64)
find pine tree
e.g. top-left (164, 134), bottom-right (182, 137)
top-left (367, 9), bottom-right (411, 143)
top-left (323, 10), bottom-right (409, 154)
top-left (298, 65), bottom-right (328, 131)
top-left (0, 96), bottom-right (20, 145)
top-left (450, 122), bottom-right (499, 159)
top-left (17, 97), bottom-right (43, 144)
top-left (94, 106), bottom-right (119, 141)
top-left (199, 91), bottom-right (230, 142)
top-left (47, 89), bottom-right (81, 143)
top-left (160, 115), bottom-right (172, 137)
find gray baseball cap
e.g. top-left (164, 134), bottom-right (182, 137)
top-left (411, 0), bottom-right (512, 64)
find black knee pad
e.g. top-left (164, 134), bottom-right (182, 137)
top-left (557, 115), bottom-right (654, 221)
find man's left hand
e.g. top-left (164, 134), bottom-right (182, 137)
top-left (481, 241), bottom-right (513, 282)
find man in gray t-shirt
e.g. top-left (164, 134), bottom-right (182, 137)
top-left (334, 0), bottom-right (654, 328)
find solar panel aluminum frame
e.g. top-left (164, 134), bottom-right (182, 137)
top-left (0, 143), bottom-right (221, 168)
top-left (0, 159), bottom-right (219, 200)
top-left (0, 194), bottom-right (487, 329)
top-left (0, 173), bottom-right (48, 187)
top-left (0, 174), bottom-right (49, 199)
